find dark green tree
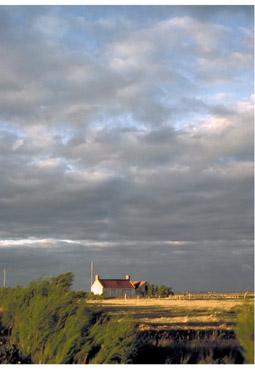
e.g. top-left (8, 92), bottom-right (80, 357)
top-left (146, 283), bottom-right (173, 297)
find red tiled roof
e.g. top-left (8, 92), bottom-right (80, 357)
top-left (131, 281), bottom-right (146, 288)
top-left (99, 279), bottom-right (135, 289)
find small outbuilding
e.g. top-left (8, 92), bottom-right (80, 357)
top-left (91, 274), bottom-right (147, 297)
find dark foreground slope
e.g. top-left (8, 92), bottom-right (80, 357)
top-left (0, 273), bottom-right (253, 364)
top-left (131, 329), bottom-right (244, 364)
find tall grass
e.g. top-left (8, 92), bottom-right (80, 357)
top-left (0, 273), bottom-right (137, 363)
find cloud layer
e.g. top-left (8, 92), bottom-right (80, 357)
top-left (0, 6), bottom-right (253, 290)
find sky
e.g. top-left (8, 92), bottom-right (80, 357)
top-left (0, 5), bottom-right (254, 291)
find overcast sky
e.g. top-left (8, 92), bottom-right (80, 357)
top-left (0, 6), bottom-right (253, 291)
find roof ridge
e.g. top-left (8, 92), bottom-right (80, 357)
top-left (98, 279), bottom-right (136, 289)
top-left (99, 278), bottom-right (132, 280)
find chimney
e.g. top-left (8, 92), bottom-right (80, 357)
top-left (95, 274), bottom-right (100, 280)
top-left (125, 275), bottom-right (130, 280)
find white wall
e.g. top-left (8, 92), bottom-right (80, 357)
top-left (91, 279), bottom-right (103, 295)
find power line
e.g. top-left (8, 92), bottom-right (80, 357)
top-left (90, 261), bottom-right (94, 287)
top-left (3, 268), bottom-right (6, 288)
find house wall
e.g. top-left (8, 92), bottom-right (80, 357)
top-left (136, 284), bottom-right (148, 296)
top-left (103, 288), bottom-right (136, 298)
top-left (91, 279), bottom-right (103, 295)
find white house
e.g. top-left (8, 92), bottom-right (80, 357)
top-left (91, 274), bottom-right (147, 297)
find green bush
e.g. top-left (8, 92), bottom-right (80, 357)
top-left (235, 302), bottom-right (254, 364)
top-left (87, 316), bottom-right (137, 363)
top-left (85, 292), bottom-right (105, 300)
top-left (0, 273), bottom-right (137, 364)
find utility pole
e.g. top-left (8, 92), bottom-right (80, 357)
top-left (3, 268), bottom-right (6, 288)
top-left (90, 261), bottom-right (94, 287)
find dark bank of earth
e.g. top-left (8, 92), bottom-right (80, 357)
top-left (0, 325), bottom-right (244, 364)
top-left (130, 328), bottom-right (244, 364)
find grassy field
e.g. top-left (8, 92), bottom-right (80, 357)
top-left (87, 293), bottom-right (254, 331)
top-left (0, 281), bottom-right (253, 363)
top-left (1, 292), bottom-right (253, 331)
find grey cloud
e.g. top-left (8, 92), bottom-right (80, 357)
top-left (0, 101), bottom-right (253, 244)
top-left (0, 7), bottom-right (253, 291)
top-left (0, 239), bottom-right (253, 291)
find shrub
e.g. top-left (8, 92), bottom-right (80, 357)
top-left (88, 317), bottom-right (137, 363)
top-left (85, 292), bottom-right (105, 301)
top-left (235, 302), bottom-right (254, 363)
top-left (0, 273), bottom-right (138, 364)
